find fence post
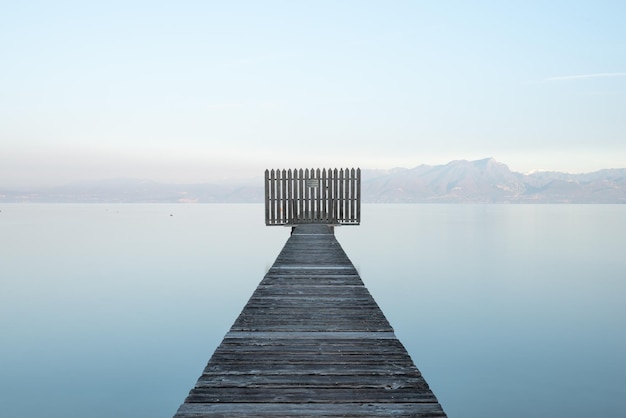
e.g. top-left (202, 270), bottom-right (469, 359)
top-left (298, 169), bottom-right (304, 223)
top-left (264, 170), bottom-right (270, 225)
top-left (349, 167), bottom-right (354, 222)
top-left (321, 168), bottom-right (327, 222)
top-left (356, 168), bottom-right (361, 224)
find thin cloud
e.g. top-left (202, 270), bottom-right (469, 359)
top-left (206, 101), bottom-right (245, 110)
top-left (545, 72), bottom-right (626, 81)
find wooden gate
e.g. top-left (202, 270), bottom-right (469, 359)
top-left (265, 168), bottom-right (361, 226)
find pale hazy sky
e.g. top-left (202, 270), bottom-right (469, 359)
top-left (1, 1), bottom-right (625, 187)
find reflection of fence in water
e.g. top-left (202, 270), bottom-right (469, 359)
top-left (265, 168), bottom-right (361, 226)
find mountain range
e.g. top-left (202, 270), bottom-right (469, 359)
top-left (361, 158), bottom-right (626, 203)
top-left (2, 158), bottom-right (625, 203)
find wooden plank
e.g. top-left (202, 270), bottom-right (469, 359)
top-left (280, 169), bottom-right (286, 224)
top-left (315, 168), bottom-right (321, 221)
top-left (184, 388), bottom-right (438, 403)
top-left (194, 374), bottom-right (428, 388)
top-left (356, 167), bottom-right (361, 224)
top-left (304, 168), bottom-right (310, 222)
top-left (176, 402), bottom-right (446, 417)
top-left (329, 168), bottom-right (334, 222)
top-left (264, 170), bottom-right (270, 225)
top-left (174, 224), bottom-right (446, 417)
top-left (287, 169), bottom-right (293, 224)
top-left (321, 168), bottom-right (327, 222)
top-left (298, 169), bottom-right (304, 223)
top-left (349, 167), bottom-right (355, 223)
top-left (339, 168), bottom-right (344, 222)
top-left (270, 170), bottom-right (276, 224)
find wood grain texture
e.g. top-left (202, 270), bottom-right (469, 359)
top-left (174, 224), bottom-right (446, 417)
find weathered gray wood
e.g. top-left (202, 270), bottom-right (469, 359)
top-left (339, 168), bottom-right (345, 221)
top-left (174, 225), bottom-right (446, 417)
top-left (298, 169), bottom-right (304, 222)
top-left (176, 402), bottom-right (446, 417)
top-left (265, 167), bottom-right (360, 225)
top-left (264, 169), bottom-right (270, 224)
top-left (356, 167), bottom-right (361, 223)
top-left (287, 169), bottom-right (293, 223)
top-left (269, 170), bottom-right (276, 223)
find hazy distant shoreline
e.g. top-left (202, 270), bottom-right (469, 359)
top-left (2, 158), bottom-right (625, 204)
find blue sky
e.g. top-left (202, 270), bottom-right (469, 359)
top-left (1, 1), bottom-right (625, 186)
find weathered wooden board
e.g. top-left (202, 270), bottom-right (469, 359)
top-left (174, 224), bottom-right (446, 417)
top-left (176, 403), bottom-right (446, 417)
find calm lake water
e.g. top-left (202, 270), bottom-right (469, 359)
top-left (1, 204), bottom-right (625, 417)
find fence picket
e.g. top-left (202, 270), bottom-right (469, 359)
top-left (356, 168), bottom-right (361, 223)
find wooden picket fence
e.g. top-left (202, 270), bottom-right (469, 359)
top-left (265, 168), bottom-right (361, 226)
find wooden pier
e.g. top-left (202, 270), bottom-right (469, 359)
top-left (174, 224), bottom-right (446, 417)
